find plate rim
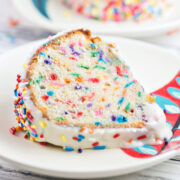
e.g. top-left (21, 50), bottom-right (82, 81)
top-left (13, 0), bottom-right (180, 37)
top-left (0, 149), bottom-right (179, 179)
top-left (0, 37), bottom-right (180, 179)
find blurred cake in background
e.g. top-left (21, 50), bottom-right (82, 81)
top-left (62, 0), bottom-right (171, 22)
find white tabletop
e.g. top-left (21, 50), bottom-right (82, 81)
top-left (0, 0), bottom-right (180, 179)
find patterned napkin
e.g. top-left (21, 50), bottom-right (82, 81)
top-left (122, 71), bottom-right (180, 158)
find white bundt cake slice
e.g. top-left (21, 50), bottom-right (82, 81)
top-left (13, 29), bottom-right (172, 152)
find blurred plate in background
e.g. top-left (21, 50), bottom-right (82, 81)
top-left (13, 0), bottom-right (180, 38)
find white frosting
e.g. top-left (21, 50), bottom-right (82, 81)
top-left (143, 102), bottom-right (172, 140)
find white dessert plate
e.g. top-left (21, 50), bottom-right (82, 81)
top-left (0, 36), bottom-right (180, 179)
top-left (13, 0), bottom-right (180, 38)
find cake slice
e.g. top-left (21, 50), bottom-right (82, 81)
top-left (13, 29), bottom-right (172, 151)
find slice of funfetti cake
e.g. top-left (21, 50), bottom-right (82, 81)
top-left (12, 29), bottom-right (172, 152)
